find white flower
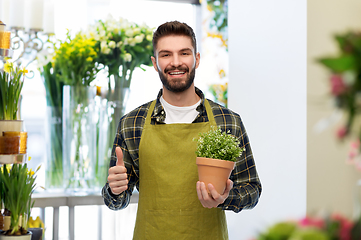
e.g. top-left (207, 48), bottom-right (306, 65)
top-left (133, 28), bottom-right (141, 35)
top-left (124, 53), bottom-right (132, 62)
top-left (116, 41), bottom-right (123, 48)
top-left (134, 34), bottom-right (144, 43)
top-left (125, 29), bottom-right (134, 37)
top-left (146, 34), bottom-right (153, 41)
top-left (108, 41), bottom-right (116, 49)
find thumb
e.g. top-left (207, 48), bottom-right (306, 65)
top-left (115, 146), bottom-right (125, 167)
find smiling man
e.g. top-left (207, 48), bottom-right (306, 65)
top-left (102, 21), bottom-right (262, 240)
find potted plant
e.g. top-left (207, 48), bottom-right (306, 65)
top-left (194, 126), bottom-right (245, 194)
top-left (0, 60), bottom-right (27, 130)
top-left (0, 163), bottom-right (40, 239)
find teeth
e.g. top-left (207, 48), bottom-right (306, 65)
top-left (169, 72), bottom-right (185, 75)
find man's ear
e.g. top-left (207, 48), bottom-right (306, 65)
top-left (151, 56), bottom-right (158, 72)
top-left (195, 52), bottom-right (200, 69)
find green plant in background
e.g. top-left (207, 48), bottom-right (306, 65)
top-left (37, 46), bottom-right (64, 189)
top-left (0, 60), bottom-right (27, 120)
top-left (0, 163), bottom-right (40, 236)
top-left (194, 126), bottom-right (245, 162)
top-left (317, 31), bottom-right (361, 168)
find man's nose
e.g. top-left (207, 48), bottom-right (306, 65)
top-left (171, 54), bottom-right (182, 67)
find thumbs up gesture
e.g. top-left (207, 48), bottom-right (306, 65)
top-left (108, 147), bottom-right (128, 195)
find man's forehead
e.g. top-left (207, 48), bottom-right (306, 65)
top-left (156, 35), bottom-right (194, 52)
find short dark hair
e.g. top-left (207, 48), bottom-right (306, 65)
top-left (152, 21), bottom-right (197, 56)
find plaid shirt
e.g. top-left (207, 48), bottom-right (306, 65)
top-left (102, 87), bottom-right (262, 213)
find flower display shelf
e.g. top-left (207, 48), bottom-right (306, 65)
top-left (0, 154), bottom-right (27, 165)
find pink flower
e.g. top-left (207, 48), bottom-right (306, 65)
top-left (299, 216), bottom-right (324, 229)
top-left (330, 74), bottom-right (347, 96)
top-left (330, 213), bottom-right (354, 240)
top-left (336, 126), bottom-right (348, 139)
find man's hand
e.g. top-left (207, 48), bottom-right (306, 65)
top-left (196, 179), bottom-right (233, 208)
top-left (107, 147), bottom-right (128, 195)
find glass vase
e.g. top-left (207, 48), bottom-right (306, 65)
top-left (63, 85), bottom-right (97, 194)
top-left (44, 106), bottom-right (64, 191)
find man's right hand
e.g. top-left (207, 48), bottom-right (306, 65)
top-left (108, 147), bottom-right (128, 195)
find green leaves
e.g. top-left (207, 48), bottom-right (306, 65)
top-left (0, 163), bottom-right (38, 234)
top-left (317, 55), bottom-right (355, 73)
top-left (194, 126), bottom-right (245, 162)
top-left (0, 63), bottom-right (26, 120)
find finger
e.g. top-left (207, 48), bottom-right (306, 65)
top-left (201, 182), bottom-right (211, 200)
top-left (110, 185), bottom-right (128, 195)
top-left (115, 146), bottom-right (125, 167)
top-left (222, 179), bottom-right (233, 197)
top-left (196, 181), bottom-right (203, 200)
top-left (208, 183), bottom-right (221, 200)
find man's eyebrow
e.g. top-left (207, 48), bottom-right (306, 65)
top-left (158, 48), bottom-right (193, 54)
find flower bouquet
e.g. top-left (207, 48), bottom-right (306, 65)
top-left (54, 30), bottom-right (101, 193)
top-left (0, 163), bottom-right (40, 236)
top-left (194, 126), bottom-right (245, 194)
top-left (85, 15), bottom-right (154, 188)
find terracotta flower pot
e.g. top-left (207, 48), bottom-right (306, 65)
top-left (196, 157), bottom-right (235, 194)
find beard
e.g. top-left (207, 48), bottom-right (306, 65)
top-left (157, 65), bottom-right (196, 93)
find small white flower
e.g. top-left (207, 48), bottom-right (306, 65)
top-left (108, 41), bottom-right (116, 49)
top-left (134, 34), bottom-right (144, 43)
top-left (125, 29), bottom-right (134, 37)
top-left (124, 53), bottom-right (132, 62)
top-left (117, 41), bottom-right (123, 48)
top-left (146, 34), bottom-right (153, 41)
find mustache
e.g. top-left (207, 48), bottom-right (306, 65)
top-left (164, 66), bottom-right (189, 73)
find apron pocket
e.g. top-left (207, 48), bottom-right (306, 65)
top-left (145, 208), bottom-right (225, 240)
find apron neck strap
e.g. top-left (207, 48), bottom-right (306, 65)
top-left (145, 98), bottom-right (216, 125)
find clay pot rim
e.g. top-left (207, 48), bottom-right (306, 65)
top-left (196, 157), bottom-right (235, 170)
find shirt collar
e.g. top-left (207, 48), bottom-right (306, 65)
top-left (152, 87), bottom-right (206, 123)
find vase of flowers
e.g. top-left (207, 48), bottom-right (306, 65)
top-left (0, 163), bottom-right (40, 238)
top-left (194, 126), bottom-right (245, 194)
top-left (54, 31), bottom-right (100, 193)
top-left (37, 47), bottom-right (65, 191)
top-left (85, 15), bottom-right (154, 189)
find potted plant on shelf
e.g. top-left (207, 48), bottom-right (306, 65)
top-left (0, 163), bottom-right (40, 239)
top-left (194, 126), bottom-right (245, 194)
top-left (0, 59), bottom-right (27, 128)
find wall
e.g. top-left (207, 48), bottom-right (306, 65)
top-left (307, 0), bottom-right (361, 217)
top-left (227, 0), bottom-right (307, 239)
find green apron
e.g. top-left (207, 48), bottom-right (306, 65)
top-left (133, 99), bottom-right (229, 240)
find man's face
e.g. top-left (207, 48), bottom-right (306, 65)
top-left (151, 35), bottom-right (200, 93)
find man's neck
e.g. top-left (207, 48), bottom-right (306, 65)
top-left (162, 85), bottom-right (200, 107)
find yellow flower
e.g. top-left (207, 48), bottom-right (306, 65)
top-left (4, 61), bottom-right (13, 73)
top-left (86, 57), bottom-right (93, 62)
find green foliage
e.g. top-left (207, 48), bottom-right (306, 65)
top-left (316, 31), bottom-right (361, 143)
top-left (0, 163), bottom-right (39, 235)
top-left (0, 61), bottom-right (27, 120)
top-left (194, 126), bottom-right (244, 162)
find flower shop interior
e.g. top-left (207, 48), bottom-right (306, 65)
top-left (0, 0), bottom-right (361, 239)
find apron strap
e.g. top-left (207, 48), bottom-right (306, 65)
top-left (144, 98), bottom-right (216, 125)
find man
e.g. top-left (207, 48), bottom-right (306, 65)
top-left (102, 21), bottom-right (261, 239)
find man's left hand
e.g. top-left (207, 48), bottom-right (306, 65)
top-left (196, 179), bottom-right (233, 208)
